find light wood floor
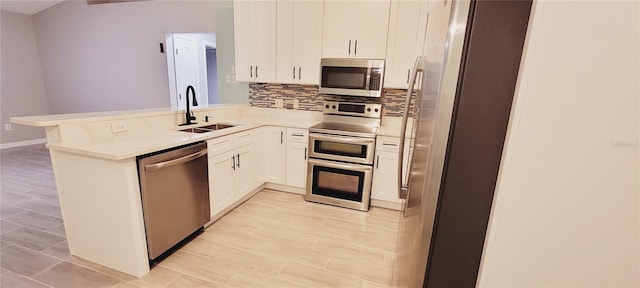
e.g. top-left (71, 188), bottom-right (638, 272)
top-left (1, 144), bottom-right (401, 287)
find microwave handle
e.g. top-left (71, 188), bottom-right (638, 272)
top-left (365, 67), bottom-right (371, 91)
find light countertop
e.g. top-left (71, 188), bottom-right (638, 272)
top-left (12, 106), bottom-right (410, 160)
top-left (46, 118), bottom-right (321, 161)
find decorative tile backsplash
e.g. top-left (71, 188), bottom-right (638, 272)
top-left (249, 83), bottom-right (416, 117)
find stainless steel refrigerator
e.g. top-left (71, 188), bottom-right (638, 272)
top-left (393, 0), bottom-right (532, 287)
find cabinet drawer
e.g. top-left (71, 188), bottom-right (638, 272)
top-left (207, 134), bottom-right (236, 156)
top-left (376, 136), bottom-right (400, 152)
top-left (235, 130), bottom-right (254, 147)
top-left (287, 128), bottom-right (308, 143)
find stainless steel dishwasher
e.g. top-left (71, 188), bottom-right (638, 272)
top-left (137, 141), bottom-right (210, 260)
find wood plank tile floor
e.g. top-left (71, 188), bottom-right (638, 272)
top-left (1, 144), bottom-right (401, 287)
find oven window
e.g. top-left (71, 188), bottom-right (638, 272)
top-left (312, 166), bottom-right (364, 202)
top-left (322, 67), bottom-right (367, 89)
top-left (315, 140), bottom-right (367, 158)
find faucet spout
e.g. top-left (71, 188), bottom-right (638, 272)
top-left (180, 85), bottom-right (198, 126)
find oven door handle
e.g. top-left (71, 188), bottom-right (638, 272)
top-left (308, 157), bottom-right (372, 172)
top-left (309, 133), bottom-right (376, 145)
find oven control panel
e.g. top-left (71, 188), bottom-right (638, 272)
top-left (322, 101), bottom-right (382, 119)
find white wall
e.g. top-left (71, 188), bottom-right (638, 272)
top-left (32, 0), bottom-right (216, 114)
top-left (479, 1), bottom-right (639, 287)
top-left (0, 10), bottom-right (50, 145)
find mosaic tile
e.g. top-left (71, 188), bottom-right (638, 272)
top-left (248, 84), bottom-right (418, 117)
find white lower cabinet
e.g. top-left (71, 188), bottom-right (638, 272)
top-left (207, 130), bottom-right (255, 216)
top-left (208, 151), bottom-right (236, 216)
top-left (234, 143), bottom-right (255, 199)
top-left (285, 128), bottom-right (308, 188)
top-left (371, 136), bottom-right (409, 204)
top-left (255, 126), bottom-right (286, 185)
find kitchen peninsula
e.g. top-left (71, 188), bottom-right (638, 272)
top-left (11, 105), bottom-right (322, 277)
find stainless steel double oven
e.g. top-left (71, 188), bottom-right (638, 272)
top-left (306, 101), bottom-right (382, 211)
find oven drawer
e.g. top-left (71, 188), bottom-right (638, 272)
top-left (309, 133), bottom-right (376, 165)
top-left (306, 158), bottom-right (372, 211)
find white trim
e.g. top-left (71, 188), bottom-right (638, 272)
top-left (264, 182), bottom-right (306, 195)
top-left (370, 199), bottom-right (403, 211)
top-left (0, 138), bottom-right (47, 149)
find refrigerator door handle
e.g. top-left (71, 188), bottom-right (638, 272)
top-left (398, 57), bottom-right (424, 199)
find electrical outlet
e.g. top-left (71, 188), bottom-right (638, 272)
top-left (4, 123), bottom-right (12, 131)
top-left (275, 99), bottom-right (284, 108)
top-left (293, 99), bottom-right (299, 109)
top-left (111, 121), bottom-right (128, 133)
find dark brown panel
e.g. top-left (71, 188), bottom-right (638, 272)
top-left (424, 0), bottom-right (532, 287)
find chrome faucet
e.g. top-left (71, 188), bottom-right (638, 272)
top-left (180, 85), bottom-right (198, 126)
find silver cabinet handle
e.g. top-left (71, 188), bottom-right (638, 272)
top-left (280, 131), bottom-right (283, 144)
top-left (298, 67), bottom-right (301, 79)
top-left (382, 143), bottom-right (398, 147)
top-left (354, 40), bottom-right (357, 55)
top-left (293, 66), bottom-right (296, 79)
top-left (232, 155), bottom-right (235, 170)
top-left (376, 155), bottom-right (379, 169)
top-left (237, 153), bottom-right (240, 168)
top-left (255, 66), bottom-right (258, 78)
top-left (291, 133), bottom-right (304, 137)
top-left (348, 40), bottom-right (351, 55)
top-left (304, 147), bottom-right (307, 160)
top-left (145, 149), bottom-right (207, 172)
top-left (250, 65), bottom-right (253, 78)
top-left (407, 69), bottom-right (410, 83)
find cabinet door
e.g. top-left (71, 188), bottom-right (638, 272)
top-left (321, 1), bottom-right (355, 58)
top-left (285, 141), bottom-right (308, 188)
top-left (371, 150), bottom-right (402, 203)
top-left (277, 0), bottom-right (322, 84)
top-left (208, 151), bottom-right (236, 216)
top-left (385, 0), bottom-right (428, 88)
top-left (250, 0), bottom-right (277, 82)
top-left (234, 0), bottom-right (251, 82)
top-left (234, 144), bottom-right (255, 200)
top-left (254, 127), bottom-right (267, 184)
top-left (234, 0), bottom-right (276, 82)
top-left (321, 1), bottom-right (390, 58)
top-left (276, 0), bottom-right (295, 83)
top-left (263, 127), bottom-right (286, 184)
top-left (351, 1), bottom-right (391, 59)
top-left (292, 1), bottom-right (323, 84)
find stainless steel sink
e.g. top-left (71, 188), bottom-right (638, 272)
top-left (178, 123), bottom-right (235, 134)
top-left (198, 123), bottom-right (235, 130)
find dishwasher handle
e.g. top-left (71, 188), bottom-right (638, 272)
top-left (145, 149), bottom-right (207, 172)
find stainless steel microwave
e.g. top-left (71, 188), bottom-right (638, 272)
top-left (319, 58), bottom-right (385, 97)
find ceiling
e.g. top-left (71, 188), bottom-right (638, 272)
top-left (0, 0), bottom-right (66, 16)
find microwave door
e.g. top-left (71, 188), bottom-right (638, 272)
top-left (322, 66), bottom-right (368, 89)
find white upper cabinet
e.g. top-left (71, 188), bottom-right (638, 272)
top-left (384, 0), bottom-right (429, 88)
top-left (276, 0), bottom-right (323, 84)
top-left (234, 0), bottom-right (277, 82)
top-left (321, 0), bottom-right (391, 59)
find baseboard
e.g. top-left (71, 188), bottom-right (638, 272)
top-left (0, 138), bottom-right (47, 150)
top-left (370, 199), bottom-right (404, 211)
top-left (264, 182), bottom-right (306, 195)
